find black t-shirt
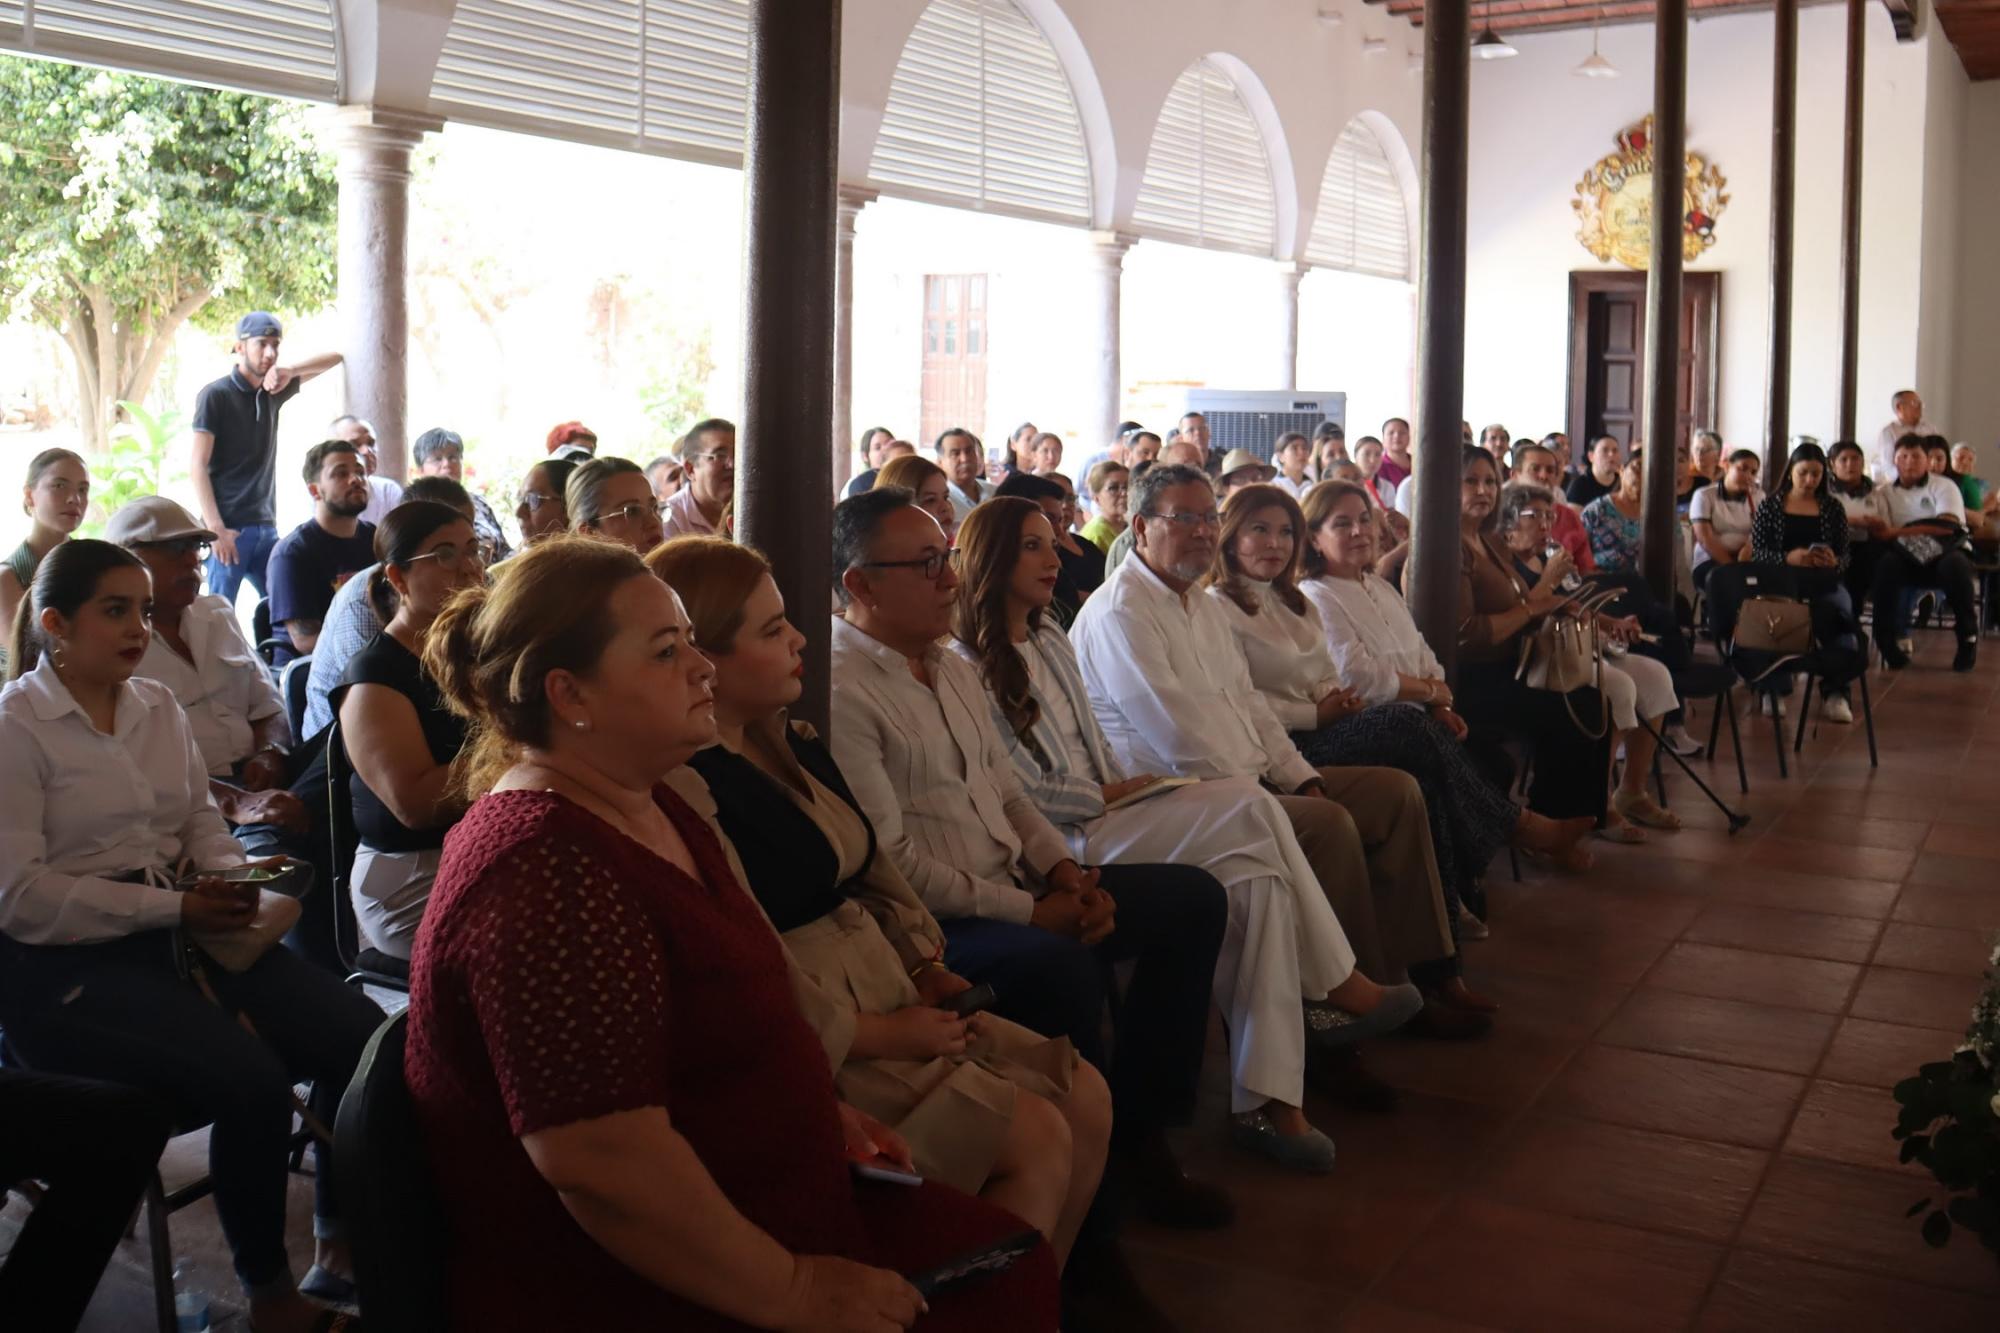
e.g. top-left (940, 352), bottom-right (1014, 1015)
top-left (1780, 512), bottom-right (1823, 553)
top-left (1059, 537), bottom-right (1106, 596)
top-left (1565, 471), bottom-right (1615, 507)
top-left (267, 519), bottom-right (376, 667)
top-left (334, 633), bottom-right (466, 852)
top-left (192, 368), bottom-right (302, 528)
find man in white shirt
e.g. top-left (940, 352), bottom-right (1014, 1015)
top-left (1873, 434), bottom-right (1978, 671)
top-left (827, 487), bottom-right (1234, 1240)
top-left (333, 415), bottom-right (402, 526)
top-left (936, 427), bottom-right (988, 525)
top-left (1071, 464), bottom-right (1471, 1034)
top-left (660, 418), bottom-right (735, 539)
top-left (110, 496), bottom-right (302, 831)
top-left (1875, 390), bottom-right (1939, 481)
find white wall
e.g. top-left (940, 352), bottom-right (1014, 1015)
top-left (1951, 81), bottom-right (2000, 451)
top-left (1461, 7), bottom-right (1938, 450)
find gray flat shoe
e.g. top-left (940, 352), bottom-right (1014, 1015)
top-left (1228, 1110), bottom-right (1337, 1175)
top-left (1304, 981), bottom-right (1424, 1050)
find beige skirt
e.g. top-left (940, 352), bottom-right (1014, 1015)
top-left (785, 902), bottom-right (1075, 1195)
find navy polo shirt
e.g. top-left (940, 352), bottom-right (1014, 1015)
top-left (192, 368), bottom-right (303, 528)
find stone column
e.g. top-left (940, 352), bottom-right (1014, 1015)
top-left (1275, 261), bottom-right (1305, 391)
top-left (1408, 0), bottom-right (1470, 672)
top-left (741, 0), bottom-right (840, 731)
top-left (1084, 231), bottom-right (1135, 459)
top-left (333, 105), bottom-right (439, 483)
top-left (832, 186), bottom-right (876, 493)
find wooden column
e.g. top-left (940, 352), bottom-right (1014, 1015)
top-left (1640, 0), bottom-right (1688, 602)
top-left (1408, 0), bottom-right (1471, 674)
top-left (740, 0), bottom-right (840, 731)
top-left (1763, 0), bottom-right (1798, 480)
top-left (1834, 0), bottom-right (1866, 442)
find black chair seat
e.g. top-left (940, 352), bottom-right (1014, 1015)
top-left (336, 1011), bottom-right (448, 1332)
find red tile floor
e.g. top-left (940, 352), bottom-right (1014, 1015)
top-left (13, 638), bottom-right (1998, 1330)
top-left (1124, 638), bottom-right (2000, 1330)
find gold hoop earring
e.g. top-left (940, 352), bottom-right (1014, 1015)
top-left (49, 639), bottom-right (67, 670)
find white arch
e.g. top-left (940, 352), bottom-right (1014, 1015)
top-left (1355, 109), bottom-right (1419, 282)
top-left (1010, 0), bottom-right (1116, 230)
top-left (1305, 112), bottom-right (1416, 281)
top-left (1203, 52), bottom-right (1296, 260)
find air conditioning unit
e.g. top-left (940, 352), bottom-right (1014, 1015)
top-left (1174, 389), bottom-right (1346, 463)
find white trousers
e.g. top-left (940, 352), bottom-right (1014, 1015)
top-left (1070, 776), bottom-right (1356, 1114)
top-left (1600, 652), bottom-right (1679, 731)
top-left (350, 845), bottom-right (440, 961)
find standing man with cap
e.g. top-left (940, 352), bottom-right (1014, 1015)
top-left (190, 311), bottom-right (342, 608)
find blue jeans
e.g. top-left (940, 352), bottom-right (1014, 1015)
top-left (206, 521), bottom-right (278, 606)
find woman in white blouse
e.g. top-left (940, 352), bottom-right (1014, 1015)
top-left (0, 540), bottom-right (383, 1333)
top-left (1212, 484), bottom-right (1593, 946)
top-left (949, 499), bottom-right (1423, 1174)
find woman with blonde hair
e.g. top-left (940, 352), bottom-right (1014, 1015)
top-left (406, 535), bottom-right (1059, 1331)
top-left (949, 498), bottom-right (1424, 1174)
top-left (567, 455), bottom-right (665, 555)
top-left (648, 534), bottom-right (1114, 1282)
top-left (873, 453), bottom-right (958, 540)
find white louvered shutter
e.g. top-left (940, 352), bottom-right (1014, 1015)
top-left (431, 0), bottom-right (749, 166)
top-left (2, 0), bottom-right (339, 101)
top-left (868, 0), bottom-right (1090, 225)
top-left (1306, 120), bottom-right (1410, 281)
top-left (1130, 61), bottom-right (1275, 256)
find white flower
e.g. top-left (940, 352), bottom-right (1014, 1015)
top-left (1991, 1092), bottom-right (2000, 1118)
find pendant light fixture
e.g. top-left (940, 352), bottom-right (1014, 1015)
top-left (1573, 8), bottom-right (1619, 78)
top-left (1470, 4), bottom-right (1518, 60)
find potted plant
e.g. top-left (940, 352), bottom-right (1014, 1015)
top-left (1892, 936), bottom-right (2000, 1260)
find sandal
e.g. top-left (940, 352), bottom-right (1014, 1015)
top-left (1594, 818), bottom-right (1647, 845)
top-left (1520, 842), bottom-right (1595, 874)
top-left (1614, 790), bottom-right (1683, 831)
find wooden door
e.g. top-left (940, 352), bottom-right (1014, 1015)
top-left (1567, 271), bottom-right (1719, 464)
top-left (920, 274), bottom-right (989, 447)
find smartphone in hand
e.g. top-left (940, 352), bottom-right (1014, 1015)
top-left (937, 982), bottom-right (998, 1018)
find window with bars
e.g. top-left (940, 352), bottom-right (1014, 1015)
top-left (429, 0), bottom-right (750, 165)
top-left (1305, 119), bottom-right (1411, 282)
top-left (0, 0), bottom-right (339, 101)
top-left (1129, 59), bottom-right (1276, 257)
top-left (868, 0), bottom-right (1091, 225)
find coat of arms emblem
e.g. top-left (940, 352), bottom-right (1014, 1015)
top-left (1572, 116), bottom-right (1729, 270)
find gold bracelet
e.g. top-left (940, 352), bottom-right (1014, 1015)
top-left (908, 959), bottom-right (946, 980)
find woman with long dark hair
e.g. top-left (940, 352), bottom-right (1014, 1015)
top-left (1749, 441), bottom-right (1862, 721)
top-left (949, 498), bottom-right (1423, 1173)
top-left (332, 501), bottom-right (487, 961)
top-left (0, 540), bottom-right (381, 1333)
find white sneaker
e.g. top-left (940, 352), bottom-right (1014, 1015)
top-left (1822, 693), bottom-right (1854, 724)
top-left (1660, 724), bottom-right (1703, 757)
top-left (1897, 638), bottom-right (1915, 657)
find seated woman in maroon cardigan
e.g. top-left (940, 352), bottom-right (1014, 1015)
top-left (403, 535), bottom-right (1058, 1332)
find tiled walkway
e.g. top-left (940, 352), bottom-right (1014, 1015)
top-left (1127, 636), bottom-right (2000, 1329)
top-left (17, 638), bottom-right (1999, 1330)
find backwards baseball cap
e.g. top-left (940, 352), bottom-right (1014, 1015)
top-left (105, 496), bottom-right (217, 547)
top-left (235, 311), bottom-right (283, 340)
top-left (1219, 448), bottom-right (1275, 481)
top-left (546, 421), bottom-right (598, 454)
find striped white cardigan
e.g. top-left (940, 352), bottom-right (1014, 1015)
top-left (948, 622), bottom-right (1125, 828)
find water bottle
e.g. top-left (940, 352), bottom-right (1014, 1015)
top-left (173, 1260), bottom-right (211, 1333)
top-left (1544, 541), bottom-right (1584, 593)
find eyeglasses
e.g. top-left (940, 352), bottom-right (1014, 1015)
top-left (599, 502), bottom-right (659, 525)
top-left (136, 537), bottom-right (213, 559)
top-left (693, 450), bottom-right (735, 467)
top-left (1143, 509), bottom-right (1221, 532)
top-left (1099, 484), bottom-right (1129, 497)
top-left (517, 491), bottom-right (560, 511)
top-left (1516, 508), bottom-right (1554, 524)
top-left (405, 540), bottom-right (493, 572)
top-left (862, 548), bottom-right (960, 581)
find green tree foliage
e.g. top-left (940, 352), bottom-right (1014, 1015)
top-left (0, 56), bottom-right (337, 452)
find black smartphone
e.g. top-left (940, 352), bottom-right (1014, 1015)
top-left (938, 982), bottom-right (997, 1018)
top-left (908, 1229), bottom-right (1042, 1299)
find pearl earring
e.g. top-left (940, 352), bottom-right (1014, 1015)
top-left (574, 719), bottom-right (589, 731)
